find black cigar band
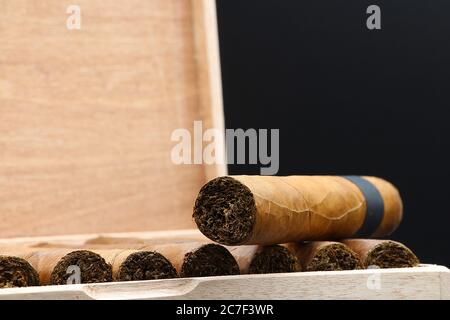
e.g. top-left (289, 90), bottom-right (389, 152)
top-left (343, 176), bottom-right (385, 238)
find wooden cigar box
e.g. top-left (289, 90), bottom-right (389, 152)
top-left (0, 230), bottom-right (448, 300)
top-left (0, 0), bottom-right (448, 300)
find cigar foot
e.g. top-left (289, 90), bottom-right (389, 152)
top-left (181, 244), bottom-right (240, 278)
top-left (193, 177), bottom-right (256, 245)
top-left (307, 243), bottom-right (361, 271)
top-left (0, 256), bottom-right (40, 288)
top-left (51, 250), bottom-right (113, 285)
top-left (365, 241), bottom-right (420, 268)
top-left (249, 245), bottom-right (300, 274)
top-left (117, 251), bottom-right (178, 281)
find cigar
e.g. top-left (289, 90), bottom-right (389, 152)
top-left (0, 249), bottom-right (113, 285)
top-left (285, 242), bottom-right (362, 271)
top-left (228, 245), bottom-right (300, 274)
top-left (92, 250), bottom-right (178, 281)
top-left (139, 243), bottom-right (240, 278)
top-left (342, 239), bottom-right (420, 268)
top-left (193, 176), bottom-right (403, 245)
top-left (0, 255), bottom-right (40, 288)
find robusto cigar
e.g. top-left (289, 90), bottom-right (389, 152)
top-left (92, 250), bottom-right (178, 281)
top-left (193, 176), bottom-right (403, 245)
top-left (228, 245), bottom-right (300, 274)
top-left (139, 243), bottom-right (240, 278)
top-left (0, 255), bottom-right (40, 288)
top-left (285, 242), bottom-right (362, 271)
top-left (342, 239), bottom-right (420, 268)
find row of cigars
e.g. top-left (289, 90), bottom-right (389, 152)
top-left (0, 238), bottom-right (419, 288)
top-left (1, 175), bottom-right (420, 288)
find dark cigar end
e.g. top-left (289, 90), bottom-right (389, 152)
top-left (249, 245), bottom-right (300, 274)
top-left (365, 241), bottom-right (420, 268)
top-left (51, 250), bottom-right (113, 285)
top-left (181, 244), bottom-right (240, 278)
top-left (117, 251), bottom-right (178, 281)
top-left (307, 243), bottom-right (362, 271)
top-left (193, 176), bottom-right (256, 245)
top-left (0, 256), bottom-right (40, 288)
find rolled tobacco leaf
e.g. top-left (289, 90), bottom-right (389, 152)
top-left (0, 255), bottom-right (40, 288)
top-left (93, 249), bottom-right (178, 281)
top-left (342, 239), bottom-right (420, 268)
top-left (139, 243), bottom-right (240, 278)
top-left (193, 175), bottom-right (403, 245)
top-left (228, 245), bottom-right (300, 274)
top-left (285, 241), bottom-right (362, 271)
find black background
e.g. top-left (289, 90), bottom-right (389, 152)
top-left (217, 0), bottom-right (450, 266)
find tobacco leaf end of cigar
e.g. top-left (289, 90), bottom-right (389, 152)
top-left (117, 251), bottom-right (178, 281)
top-left (249, 245), bottom-right (301, 274)
top-left (193, 176), bottom-right (256, 246)
top-left (180, 244), bottom-right (240, 278)
top-left (306, 243), bottom-right (362, 272)
top-left (0, 255), bottom-right (40, 288)
top-left (365, 241), bottom-right (420, 269)
top-left (51, 250), bottom-right (113, 285)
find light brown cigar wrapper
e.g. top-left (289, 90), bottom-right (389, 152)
top-left (194, 176), bottom-right (403, 245)
top-left (227, 245), bottom-right (300, 274)
top-left (341, 239), bottom-right (420, 268)
top-left (227, 246), bottom-right (261, 274)
top-left (0, 248), bottom-right (112, 285)
top-left (284, 241), bottom-right (362, 271)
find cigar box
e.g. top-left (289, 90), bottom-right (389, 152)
top-left (0, 230), bottom-right (449, 300)
top-left (0, 0), bottom-right (225, 236)
top-left (0, 0), bottom-right (449, 300)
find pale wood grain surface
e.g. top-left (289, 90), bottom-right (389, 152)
top-left (0, 229), bottom-right (205, 247)
top-left (0, 265), bottom-right (448, 300)
top-left (0, 0), bottom-right (226, 238)
top-left (442, 269), bottom-right (450, 300)
top-left (191, 0), bottom-right (227, 180)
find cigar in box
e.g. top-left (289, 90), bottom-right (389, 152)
top-left (228, 245), bottom-right (300, 274)
top-left (284, 242), bottom-right (362, 271)
top-left (0, 255), bottom-right (40, 288)
top-left (193, 175), bottom-right (403, 245)
top-left (342, 239), bottom-right (420, 268)
top-left (138, 243), bottom-right (240, 278)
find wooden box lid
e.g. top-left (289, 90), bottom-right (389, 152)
top-left (0, 0), bottom-right (226, 237)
